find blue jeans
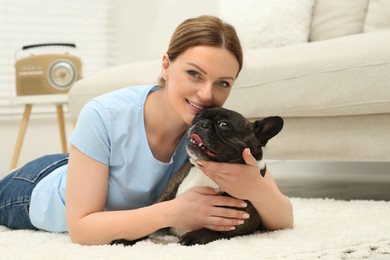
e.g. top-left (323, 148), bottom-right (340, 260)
top-left (0, 154), bottom-right (68, 230)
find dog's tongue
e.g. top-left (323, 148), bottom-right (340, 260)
top-left (190, 133), bottom-right (217, 157)
top-left (191, 134), bottom-right (203, 144)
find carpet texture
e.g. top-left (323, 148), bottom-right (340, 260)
top-left (1, 198), bottom-right (389, 260)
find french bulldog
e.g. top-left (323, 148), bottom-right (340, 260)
top-left (157, 107), bottom-right (284, 246)
top-left (111, 107), bottom-right (283, 246)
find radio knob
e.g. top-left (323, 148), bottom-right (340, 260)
top-left (48, 60), bottom-right (76, 89)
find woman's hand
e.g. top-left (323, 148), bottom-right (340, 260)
top-left (195, 148), bottom-right (294, 230)
top-left (196, 148), bottom-right (265, 200)
top-left (168, 186), bottom-right (250, 232)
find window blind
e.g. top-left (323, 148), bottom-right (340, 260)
top-left (0, 0), bottom-right (118, 116)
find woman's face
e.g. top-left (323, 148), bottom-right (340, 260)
top-left (162, 45), bottom-right (240, 126)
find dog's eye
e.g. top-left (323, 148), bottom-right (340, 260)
top-left (218, 121), bottom-right (231, 129)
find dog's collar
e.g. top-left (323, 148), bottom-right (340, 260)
top-left (259, 160), bottom-right (267, 177)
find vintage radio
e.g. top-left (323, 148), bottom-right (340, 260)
top-left (15, 43), bottom-right (82, 96)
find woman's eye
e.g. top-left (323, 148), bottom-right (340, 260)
top-left (216, 81), bottom-right (230, 88)
top-left (187, 70), bottom-right (200, 79)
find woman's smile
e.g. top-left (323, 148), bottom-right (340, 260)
top-left (187, 99), bottom-right (209, 113)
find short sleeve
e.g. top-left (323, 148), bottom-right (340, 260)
top-left (69, 100), bottom-right (111, 165)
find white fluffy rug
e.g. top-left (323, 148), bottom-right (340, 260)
top-left (1, 198), bottom-right (390, 260)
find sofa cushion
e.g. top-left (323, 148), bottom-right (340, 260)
top-left (309, 0), bottom-right (369, 41)
top-left (217, 0), bottom-right (316, 49)
top-left (364, 0), bottom-right (390, 32)
top-left (224, 31), bottom-right (390, 119)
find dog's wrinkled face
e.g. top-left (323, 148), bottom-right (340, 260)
top-left (186, 107), bottom-right (284, 164)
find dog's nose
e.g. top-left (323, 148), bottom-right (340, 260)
top-left (200, 121), bottom-right (210, 129)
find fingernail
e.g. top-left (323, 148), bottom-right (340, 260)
top-left (247, 148), bottom-right (251, 155)
top-left (230, 226), bottom-right (236, 230)
top-left (241, 202), bottom-right (248, 207)
top-left (243, 213), bottom-right (250, 219)
top-left (238, 220), bottom-right (244, 225)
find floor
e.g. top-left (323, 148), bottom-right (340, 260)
top-left (268, 160), bottom-right (390, 201)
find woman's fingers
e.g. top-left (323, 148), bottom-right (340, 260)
top-left (210, 205), bottom-right (250, 219)
top-left (203, 209), bottom-right (249, 231)
top-left (174, 187), bottom-right (250, 232)
top-left (203, 190), bottom-right (250, 230)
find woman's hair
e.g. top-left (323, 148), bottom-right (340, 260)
top-left (159, 15), bottom-right (243, 87)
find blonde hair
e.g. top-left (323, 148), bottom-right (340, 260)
top-left (159, 15), bottom-right (243, 87)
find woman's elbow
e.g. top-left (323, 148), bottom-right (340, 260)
top-left (67, 220), bottom-right (102, 246)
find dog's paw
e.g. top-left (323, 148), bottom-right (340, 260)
top-left (110, 237), bottom-right (146, 246)
top-left (179, 229), bottom-right (225, 246)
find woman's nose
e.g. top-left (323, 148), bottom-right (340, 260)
top-left (197, 83), bottom-right (213, 101)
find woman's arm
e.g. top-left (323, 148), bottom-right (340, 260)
top-left (66, 145), bottom-right (169, 245)
top-left (197, 148), bottom-right (294, 231)
top-left (66, 145), bottom-right (249, 245)
top-left (247, 170), bottom-right (294, 230)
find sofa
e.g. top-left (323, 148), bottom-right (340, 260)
top-left (68, 0), bottom-right (390, 162)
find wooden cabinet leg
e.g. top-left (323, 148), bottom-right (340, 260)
top-left (10, 104), bottom-right (32, 170)
top-left (56, 104), bottom-right (68, 153)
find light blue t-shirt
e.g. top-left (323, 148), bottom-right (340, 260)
top-left (29, 85), bottom-right (188, 232)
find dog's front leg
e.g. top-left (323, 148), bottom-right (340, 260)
top-left (156, 161), bottom-right (192, 203)
top-left (179, 228), bottom-right (226, 246)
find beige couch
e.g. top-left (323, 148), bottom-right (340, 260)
top-left (68, 0), bottom-right (390, 162)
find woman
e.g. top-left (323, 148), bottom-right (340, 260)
top-left (0, 15), bottom-right (293, 245)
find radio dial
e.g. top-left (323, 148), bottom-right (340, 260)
top-left (48, 60), bottom-right (76, 89)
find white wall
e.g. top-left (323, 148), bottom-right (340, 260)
top-left (114, 0), bottom-right (222, 63)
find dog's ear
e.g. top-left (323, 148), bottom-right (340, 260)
top-left (253, 116), bottom-right (284, 146)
